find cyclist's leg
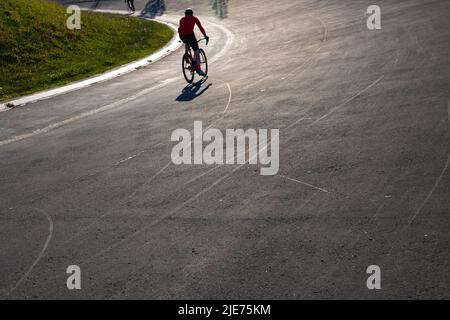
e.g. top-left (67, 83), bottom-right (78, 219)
top-left (194, 50), bottom-right (201, 66)
top-left (188, 35), bottom-right (200, 67)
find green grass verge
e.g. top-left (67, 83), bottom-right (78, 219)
top-left (0, 0), bottom-right (173, 102)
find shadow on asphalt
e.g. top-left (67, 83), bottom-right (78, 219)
top-left (175, 78), bottom-right (211, 102)
top-left (140, 0), bottom-right (166, 18)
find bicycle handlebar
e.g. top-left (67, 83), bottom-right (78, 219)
top-left (198, 37), bottom-right (209, 46)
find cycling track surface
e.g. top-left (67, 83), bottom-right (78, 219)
top-left (0, 0), bottom-right (449, 299)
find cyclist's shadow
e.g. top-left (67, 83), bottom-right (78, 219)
top-left (176, 78), bottom-right (212, 102)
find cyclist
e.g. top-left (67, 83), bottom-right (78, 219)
top-left (178, 8), bottom-right (209, 76)
top-left (125, 0), bottom-right (135, 13)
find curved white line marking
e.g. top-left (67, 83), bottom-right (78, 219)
top-left (201, 80), bottom-right (232, 131)
top-left (278, 175), bottom-right (329, 193)
top-left (222, 82), bottom-right (232, 114)
top-left (5, 208), bottom-right (53, 298)
top-left (206, 20), bottom-right (234, 65)
top-left (0, 16), bottom-right (236, 147)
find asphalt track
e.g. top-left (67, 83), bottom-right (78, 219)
top-left (0, 0), bottom-right (449, 299)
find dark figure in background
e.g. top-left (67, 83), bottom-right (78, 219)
top-left (142, 0), bottom-right (166, 18)
top-left (125, 0), bottom-right (135, 13)
top-left (211, 0), bottom-right (229, 19)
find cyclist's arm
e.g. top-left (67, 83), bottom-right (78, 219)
top-left (195, 17), bottom-right (207, 37)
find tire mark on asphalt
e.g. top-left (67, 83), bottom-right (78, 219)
top-left (86, 32), bottom-right (387, 262)
top-left (87, 131), bottom-right (278, 260)
top-left (277, 175), bottom-right (329, 193)
top-left (286, 27), bottom-right (412, 286)
top-left (59, 79), bottom-right (233, 247)
top-left (92, 162), bottom-right (246, 260)
top-left (114, 144), bottom-right (162, 166)
top-left (341, 98), bottom-right (450, 286)
top-left (60, 159), bottom-right (172, 247)
top-left (408, 99), bottom-right (450, 225)
top-left (184, 166), bottom-right (221, 186)
top-left (308, 75), bottom-right (384, 126)
top-left (42, 93), bottom-right (234, 289)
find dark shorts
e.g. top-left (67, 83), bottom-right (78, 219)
top-left (180, 33), bottom-right (199, 51)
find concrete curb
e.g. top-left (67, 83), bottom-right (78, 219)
top-left (0, 10), bottom-right (182, 112)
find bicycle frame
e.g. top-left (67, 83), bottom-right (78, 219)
top-left (182, 38), bottom-right (208, 83)
top-left (184, 38), bottom-right (208, 59)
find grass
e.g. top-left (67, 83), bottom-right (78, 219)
top-left (0, 0), bottom-right (174, 101)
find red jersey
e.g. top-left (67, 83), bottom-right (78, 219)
top-left (178, 16), bottom-right (206, 37)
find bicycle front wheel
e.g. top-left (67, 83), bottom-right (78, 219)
top-left (199, 49), bottom-right (208, 77)
top-left (182, 53), bottom-right (194, 83)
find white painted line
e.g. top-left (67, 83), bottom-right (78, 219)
top-left (0, 12), bottom-right (182, 111)
top-left (222, 82), bottom-right (232, 114)
top-left (207, 20), bottom-right (234, 64)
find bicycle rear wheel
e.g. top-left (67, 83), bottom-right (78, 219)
top-left (182, 53), bottom-right (194, 83)
top-left (199, 49), bottom-right (208, 77)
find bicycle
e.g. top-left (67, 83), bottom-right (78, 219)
top-left (182, 38), bottom-right (209, 84)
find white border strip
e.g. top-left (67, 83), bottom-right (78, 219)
top-left (0, 12), bottom-right (181, 112)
